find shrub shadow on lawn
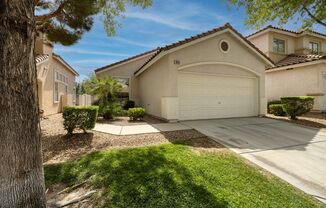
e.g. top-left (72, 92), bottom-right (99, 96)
top-left (45, 146), bottom-right (228, 208)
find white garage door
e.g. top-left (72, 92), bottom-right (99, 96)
top-left (178, 73), bottom-right (258, 120)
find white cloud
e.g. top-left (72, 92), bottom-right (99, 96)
top-left (113, 37), bottom-right (159, 48)
top-left (70, 59), bottom-right (118, 64)
top-left (55, 48), bottom-right (131, 57)
top-left (124, 12), bottom-right (197, 31)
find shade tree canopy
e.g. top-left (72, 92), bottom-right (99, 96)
top-left (229, 0), bottom-right (326, 29)
top-left (35, 0), bottom-right (152, 45)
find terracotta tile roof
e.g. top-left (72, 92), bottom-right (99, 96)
top-left (268, 54), bottom-right (326, 69)
top-left (35, 54), bottom-right (49, 63)
top-left (95, 48), bottom-right (159, 73)
top-left (247, 25), bottom-right (326, 38)
top-left (53, 53), bottom-right (79, 76)
top-left (134, 23), bottom-right (274, 75)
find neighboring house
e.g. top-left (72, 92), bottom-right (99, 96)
top-left (35, 34), bottom-right (79, 116)
top-left (95, 23), bottom-right (274, 121)
top-left (247, 26), bottom-right (326, 111)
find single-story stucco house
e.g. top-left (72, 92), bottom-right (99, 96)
top-left (95, 23), bottom-right (274, 121)
top-left (247, 26), bottom-right (326, 111)
top-left (35, 33), bottom-right (79, 116)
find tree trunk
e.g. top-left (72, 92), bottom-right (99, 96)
top-left (0, 0), bottom-right (46, 207)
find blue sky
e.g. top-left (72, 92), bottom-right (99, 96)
top-left (53, 0), bottom-right (326, 82)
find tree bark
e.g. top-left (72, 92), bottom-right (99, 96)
top-left (0, 0), bottom-right (46, 207)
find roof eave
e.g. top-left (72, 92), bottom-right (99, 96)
top-left (135, 25), bottom-right (275, 76)
top-left (266, 59), bottom-right (326, 72)
top-left (94, 49), bottom-right (159, 74)
top-left (36, 58), bottom-right (49, 65)
top-left (247, 25), bottom-right (326, 39)
top-left (53, 54), bottom-right (79, 76)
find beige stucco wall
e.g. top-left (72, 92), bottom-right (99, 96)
top-left (249, 31), bottom-right (326, 63)
top-left (249, 33), bottom-right (269, 54)
top-left (266, 63), bottom-right (326, 110)
top-left (302, 35), bottom-right (326, 55)
top-left (137, 56), bottom-right (169, 117)
top-left (35, 40), bottom-right (53, 56)
top-left (96, 54), bottom-right (154, 103)
top-left (266, 32), bottom-right (294, 62)
top-left (37, 57), bottom-right (77, 115)
top-left (137, 31), bottom-right (269, 120)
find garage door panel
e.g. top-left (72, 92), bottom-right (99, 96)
top-left (178, 73), bottom-right (258, 120)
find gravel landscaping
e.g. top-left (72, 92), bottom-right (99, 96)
top-left (41, 114), bottom-right (213, 164)
top-left (96, 115), bottom-right (165, 126)
top-left (265, 112), bottom-right (326, 128)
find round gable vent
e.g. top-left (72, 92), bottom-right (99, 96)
top-left (219, 40), bottom-right (230, 53)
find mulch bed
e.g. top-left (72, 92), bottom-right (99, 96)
top-left (41, 114), bottom-right (212, 164)
top-left (265, 112), bottom-right (326, 129)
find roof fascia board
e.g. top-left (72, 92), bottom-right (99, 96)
top-left (135, 30), bottom-right (227, 76)
top-left (166, 30), bottom-right (227, 54)
top-left (135, 51), bottom-right (166, 76)
top-left (298, 32), bottom-right (326, 40)
top-left (228, 30), bottom-right (274, 66)
top-left (269, 28), bottom-right (298, 37)
top-left (248, 28), bottom-right (297, 39)
top-left (136, 28), bottom-right (274, 76)
top-left (249, 28), bottom-right (326, 40)
top-left (266, 60), bottom-right (326, 72)
top-left (247, 29), bottom-right (270, 39)
top-left (96, 51), bottom-right (157, 74)
top-left (36, 58), bottom-right (49, 66)
top-left (135, 30), bottom-right (229, 76)
top-left (53, 55), bottom-right (79, 76)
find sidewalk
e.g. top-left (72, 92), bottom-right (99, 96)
top-left (93, 122), bottom-right (191, 135)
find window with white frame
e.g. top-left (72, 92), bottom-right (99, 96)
top-left (55, 71), bottom-right (68, 84)
top-left (54, 82), bottom-right (59, 102)
top-left (273, 38), bottom-right (285, 53)
top-left (309, 41), bottom-right (319, 54)
top-left (65, 85), bottom-right (68, 94)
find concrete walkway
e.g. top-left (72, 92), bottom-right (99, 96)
top-left (182, 117), bottom-right (326, 204)
top-left (93, 122), bottom-right (191, 135)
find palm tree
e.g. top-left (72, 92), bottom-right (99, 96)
top-left (83, 75), bottom-right (122, 119)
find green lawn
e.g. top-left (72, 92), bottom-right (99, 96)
top-left (45, 140), bottom-right (324, 208)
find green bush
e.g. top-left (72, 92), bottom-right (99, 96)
top-left (63, 106), bottom-right (99, 135)
top-left (267, 100), bottom-right (282, 113)
top-left (269, 104), bottom-right (286, 116)
top-left (101, 102), bottom-right (125, 119)
top-left (128, 108), bottom-right (145, 121)
top-left (123, 100), bottom-right (135, 110)
top-left (281, 96), bottom-right (314, 120)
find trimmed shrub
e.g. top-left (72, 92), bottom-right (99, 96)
top-left (281, 96), bottom-right (314, 120)
top-left (269, 104), bottom-right (286, 116)
top-left (123, 100), bottom-right (135, 110)
top-left (63, 106), bottom-right (99, 135)
top-left (267, 100), bottom-right (282, 113)
top-left (128, 108), bottom-right (145, 121)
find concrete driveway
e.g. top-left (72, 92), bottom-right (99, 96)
top-left (181, 117), bottom-right (326, 203)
